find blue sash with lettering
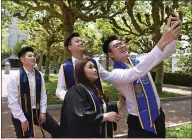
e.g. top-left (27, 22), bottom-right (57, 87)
top-left (19, 67), bottom-right (44, 137)
top-left (113, 58), bottom-right (159, 133)
top-left (63, 57), bottom-right (103, 91)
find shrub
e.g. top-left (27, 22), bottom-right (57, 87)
top-left (151, 72), bottom-right (192, 87)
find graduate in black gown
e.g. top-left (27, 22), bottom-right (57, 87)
top-left (60, 58), bottom-right (125, 138)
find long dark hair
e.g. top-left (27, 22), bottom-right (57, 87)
top-left (75, 58), bottom-right (108, 102)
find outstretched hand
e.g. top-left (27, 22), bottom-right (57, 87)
top-left (157, 14), bottom-right (182, 50)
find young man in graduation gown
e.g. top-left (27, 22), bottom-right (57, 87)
top-left (101, 15), bottom-right (182, 138)
top-left (7, 46), bottom-right (61, 138)
top-left (56, 32), bottom-right (112, 101)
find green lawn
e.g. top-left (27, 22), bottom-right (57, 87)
top-left (117, 124), bottom-right (192, 138)
top-left (45, 75), bottom-right (185, 104)
top-left (166, 123), bottom-right (192, 138)
top-left (45, 74), bottom-right (62, 105)
top-left (159, 91), bottom-right (184, 98)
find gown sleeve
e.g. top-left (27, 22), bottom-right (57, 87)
top-left (64, 85), bottom-right (104, 137)
top-left (107, 101), bottom-right (118, 131)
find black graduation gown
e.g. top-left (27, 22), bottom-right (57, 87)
top-left (60, 84), bottom-right (118, 138)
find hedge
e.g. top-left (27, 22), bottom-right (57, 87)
top-left (151, 72), bottom-right (192, 87)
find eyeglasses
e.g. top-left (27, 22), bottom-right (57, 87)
top-left (74, 39), bottom-right (85, 44)
top-left (109, 41), bottom-right (126, 51)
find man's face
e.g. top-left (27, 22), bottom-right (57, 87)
top-left (108, 40), bottom-right (128, 62)
top-left (68, 36), bottom-right (85, 53)
top-left (20, 51), bottom-right (36, 67)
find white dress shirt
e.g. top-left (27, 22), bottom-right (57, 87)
top-left (7, 68), bottom-right (47, 122)
top-left (56, 56), bottom-right (110, 101)
top-left (105, 41), bottom-right (176, 116)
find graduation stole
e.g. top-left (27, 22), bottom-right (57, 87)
top-left (19, 67), bottom-right (44, 137)
top-left (113, 58), bottom-right (159, 134)
top-left (81, 85), bottom-right (110, 138)
top-left (63, 57), bottom-right (103, 91)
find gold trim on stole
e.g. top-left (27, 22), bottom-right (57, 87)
top-left (24, 68), bottom-right (36, 137)
top-left (124, 62), bottom-right (144, 129)
top-left (127, 58), bottom-right (157, 133)
top-left (18, 72), bottom-right (25, 136)
top-left (128, 58), bottom-right (152, 126)
top-left (97, 68), bottom-right (108, 138)
top-left (34, 71), bottom-right (44, 137)
top-left (79, 84), bottom-right (97, 112)
top-left (147, 73), bottom-right (160, 116)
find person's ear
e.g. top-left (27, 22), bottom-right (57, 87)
top-left (108, 52), bottom-right (114, 59)
top-left (68, 45), bottom-right (72, 51)
top-left (20, 56), bottom-right (24, 63)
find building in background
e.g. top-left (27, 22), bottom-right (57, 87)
top-left (2, 16), bottom-right (28, 68)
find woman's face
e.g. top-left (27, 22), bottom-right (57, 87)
top-left (84, 61), bottom-right (98, 82)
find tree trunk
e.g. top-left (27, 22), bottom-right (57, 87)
top-left (155, 61), bottom-right (164, 94)
top-left (38, 51), bottom-right (43, 72)
top-left (63, 30), bottom-right (73, 61)
top-left (151, 0), bottom-right (164, 94)
top-left (44, 45), bottom-right (51, 82)
top-left (106, 54), bottom-right (109, 71)
top-left (62, 9), bottom-right (75, 61)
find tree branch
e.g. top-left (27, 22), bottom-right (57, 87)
top-left (13, 1), bottom-right (63, 21)
top-left (81, 0), bottom-right (104, 11)
top-left (110, 17), bottom-right (139, 36)
top-left (125, 0), bottom-right (143, 33)
top-left (72, 6), bottom-right (126, 22)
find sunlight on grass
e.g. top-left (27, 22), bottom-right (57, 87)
top-left (45, 75), bottom-right (186, 104)
top-left (45, 74), bottom-right (62, 105)
top-left (166, 124), bottom-right (192, 138)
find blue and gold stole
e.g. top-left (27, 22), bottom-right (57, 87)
top-left (82, 85), bottom-right (113, 138)
top-left (63, 57), bottom-right (103, 91)
top-left (113, 58), bottom-right (159, 133)
top-left (19, 67), bottom-right (44, 137)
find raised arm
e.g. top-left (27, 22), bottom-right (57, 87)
top-left (109, 46), bottom-right (164, 84)
top-left (108, 15), bottom-right (182, 84)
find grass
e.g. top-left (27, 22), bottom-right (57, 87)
top-left (45, 74), bottom-right (62, 105)
top-left (102, 82), bottom-right (120, 101)
top-left (116, 123), bottom-right (192, 138)
top-left (45, 75), bottom-right (185, 104)
top-left (166, 123), bottom-right (192, 138)
top-left (159, 91), bottom-right (184, 98)
top-left (102, 82), bottom-right (184, 101)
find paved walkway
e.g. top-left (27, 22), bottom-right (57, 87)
top-left (1, 70), bottom-right (192, 137)
top-left (1, 97), bottom-right (191, 138)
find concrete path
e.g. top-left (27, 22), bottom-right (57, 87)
top-left (1, 97), bottom-right (191, 138)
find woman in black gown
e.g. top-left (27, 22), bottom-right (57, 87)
top-left (60, 58), bottom-right (124, 138)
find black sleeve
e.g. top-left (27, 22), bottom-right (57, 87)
top-left (107, 101), bottom-right (118, 131)
top-left (65, 85), bottom-right (103, 137)
top-left (107, 101), bottom-right (118, 113)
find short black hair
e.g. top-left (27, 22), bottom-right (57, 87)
top-left (18, 46), bottom-right (34, 58)
top-left (102, 35), bottom-right (118, 53)
top-left (64, 32), bottom-right (80, 48)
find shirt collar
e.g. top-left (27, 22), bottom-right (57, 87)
top-left (23, 66), bottom-right (35, 75)
top-left (72, 55), bottom-right (86, 65)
